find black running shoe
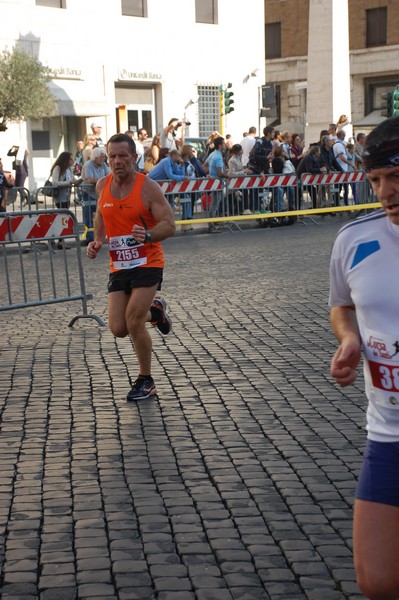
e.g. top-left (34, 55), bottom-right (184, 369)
top-left (127, 377), bottom-right (157, 401)
top-left (151, 297), bottom-right (172, 335)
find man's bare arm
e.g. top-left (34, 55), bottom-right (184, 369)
top-left (330, 305), bottom-right (362, 387)
top-left (136, 177), bottom-right (176, 244)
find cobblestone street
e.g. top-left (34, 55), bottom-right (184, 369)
top-left (0, 218), bottom-right (368, 599)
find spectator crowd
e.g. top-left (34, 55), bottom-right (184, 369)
top-left (0, 115), bottom-right (367, 232)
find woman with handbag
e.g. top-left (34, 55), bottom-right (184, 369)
top-left (49, 151), bottom-right (75, 249)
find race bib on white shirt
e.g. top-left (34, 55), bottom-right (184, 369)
top-left (364, 327), bottom-right (399, 408)
top-left (109, 234), bottom-right (147, 270)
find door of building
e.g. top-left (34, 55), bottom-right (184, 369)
top-left (115, 85), bottom-right (156, 138)
top-left (127, 106), bottom-right (154, 137)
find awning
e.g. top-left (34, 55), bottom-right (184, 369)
top-left (353, 110), bottom-right (386, 128)
top-left (49, 81), bottom-right (111, 117)
top-left (56, 99), bottom-right (111, 117)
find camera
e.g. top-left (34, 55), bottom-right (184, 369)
top-left (176, 121), bottom-right (191, 128)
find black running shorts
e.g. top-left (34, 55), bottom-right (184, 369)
top-left (107, 267), bottom-right (163, 294)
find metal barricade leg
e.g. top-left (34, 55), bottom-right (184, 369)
top-left (0, 209), bottom-right (104, 326)
top-left (81, 191), bottom-right (96, 244)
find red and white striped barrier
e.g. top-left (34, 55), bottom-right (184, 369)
top-left (0, 212), bottom-right (75, 243)
top-left (301, 171), bottom-right (366, 186)
top-left (157, 178), bottom-right (223, 194)
top-left (227, 175), bottom-right (297, 190)
top-left (157, 175), bottom-right (299, 194)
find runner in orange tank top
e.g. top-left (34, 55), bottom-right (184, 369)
top-left (87, 133), bottom-right (175, 401)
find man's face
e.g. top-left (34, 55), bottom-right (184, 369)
top-left (171, 152), bottom-right (181, 163)
top-left (92, 126), bottom-right (102, 136)
top-left (367, 165), bottom-right (399, 225)
top-left (358, 135), bottom-right (366, 147)
top-left (94, 154), bottom-right (106, 166)
top-left (107, 142), bottom-right (137, 178)
top-left (77, 141), bottom-right (84, 151)
top-left (139, 130), bottom-right (148, 141)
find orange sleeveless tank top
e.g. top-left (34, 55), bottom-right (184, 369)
top-left (98, 173), bottom-right (164, 273)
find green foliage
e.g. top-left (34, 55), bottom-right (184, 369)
top-left (0, 47), bottom-right (56, 130)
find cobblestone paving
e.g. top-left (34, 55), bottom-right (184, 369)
top-left (0, 218), bottom-right (368, 599)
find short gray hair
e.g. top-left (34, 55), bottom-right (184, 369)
top-left (91, 147), bottom-right (107, 159)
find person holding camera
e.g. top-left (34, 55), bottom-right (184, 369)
top-left (160, 118), bottom-right (187, 152)
top-left (0, 158), bottom-right (14, 213)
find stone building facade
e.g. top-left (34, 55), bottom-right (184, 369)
top-left (265, 0), bottom-right (399, 136)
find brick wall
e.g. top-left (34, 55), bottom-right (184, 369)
top-left (265, 0), bottom-right (399, 57)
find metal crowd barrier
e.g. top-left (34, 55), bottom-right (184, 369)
top-left (157, 174), bottom-right (300, 228)
top-left (4, 186), bottom-right (32, 211)
top-left (0, 208), bottom-right (105, 327)
top-left (227, 173), bottom-right (298, 219)
top-left (300, 171), bottom-right (372, 206)
top-left (33, 183), bottom-right (97, 242)
top-left (2, 171), bottom-right (378, 239)
top-left (155, 170), bottom-right (379, 229)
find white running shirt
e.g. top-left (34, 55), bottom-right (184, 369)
top-left (329, 210), bottom-right (399, 442)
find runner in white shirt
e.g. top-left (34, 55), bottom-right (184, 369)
top-left (329, 115), bottom-right (399, 600)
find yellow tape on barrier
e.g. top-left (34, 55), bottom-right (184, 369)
top-left (174, 203), bottom-right (381, 225)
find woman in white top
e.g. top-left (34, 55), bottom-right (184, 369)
top-left (50, 151), bottom-right (75, 209)
top-left (227, 144), bottom-right (253, 215)
top-left (49, 152), bottom-right (75, 249)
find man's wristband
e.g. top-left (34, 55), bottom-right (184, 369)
top-left (144, 231), bottom-right (152, 243)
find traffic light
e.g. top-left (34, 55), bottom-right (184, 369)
top-left (219, 85), bottom-right (224, 119)
top-left (393, 86), bottom-right (399, 117)
top-left (224, 83), bottom-right (234, 114)
top-left (381, 92), bottom-right (392, 117)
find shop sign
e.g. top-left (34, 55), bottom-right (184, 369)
top-left (118, 68), bottom-right (162, 81)
top-left (47, 67), bottom-right (83, 80)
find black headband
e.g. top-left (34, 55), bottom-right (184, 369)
top-left (362, 139), bottom-right (399, 172)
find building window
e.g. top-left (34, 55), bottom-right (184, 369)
top-left (196, 0), bottom-right (218, 24)
top-left (265, 22), bottom-right (281, 59)
top-left (122, 0), bottom-right (147, 17)
top-left (198, 85), bottom-right (220, 137)
top-left (366, 7), bottom-right (387, 47)
top-left (32, 131), bottom-right (51, 151)
top-left (36, 0), bottom-right (64, 6)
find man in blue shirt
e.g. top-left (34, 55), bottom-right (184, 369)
top-left (204, 137), bottom-right (228, 232)
top-left (148, 150), bottom-right (185, 181)
top-left (148, 149), bottom-right (186, 210)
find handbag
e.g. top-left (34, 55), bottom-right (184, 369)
top-left (43, 179), bottom-right (60, 198)
top-left (283, 159), bottom-right (296, 174)
top-left (201, 193), bottom-right (212, 210)
top-left (144, 155), bottom-right (155, 174)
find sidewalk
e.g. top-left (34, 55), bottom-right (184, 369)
top-left (0, 218), bottom-right (365, 599)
